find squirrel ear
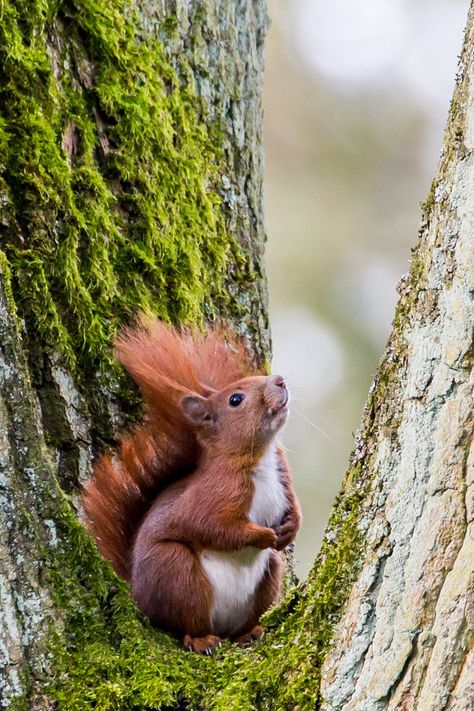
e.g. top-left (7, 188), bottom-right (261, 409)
top-left (198, 382), bottom-right (217, 398)
top-left (181, 395), bottom-right (214, 428)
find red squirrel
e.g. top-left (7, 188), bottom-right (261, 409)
top-left (83, 318), bottom-right (301, 654)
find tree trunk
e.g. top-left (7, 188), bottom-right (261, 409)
top-left (319, 14), bottom-right (474, 710)
top-left (0, 1), bottom-right (472, 709)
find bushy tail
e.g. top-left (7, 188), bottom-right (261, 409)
top-left (83, 318), bottom-right (259, 580)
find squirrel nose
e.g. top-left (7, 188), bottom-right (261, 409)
top-left (273, 375), bottom-right (286, 388)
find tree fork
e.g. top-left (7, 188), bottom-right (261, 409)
top-left (0, 1), bottom-right (473, 709)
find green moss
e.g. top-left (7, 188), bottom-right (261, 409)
top-left (0, 0), bottom-right (246, 388)
top-left (0, 249), bottom-right (19, 322)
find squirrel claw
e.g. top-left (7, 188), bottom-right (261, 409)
top-left (183, 634), bottom-right (222, 655)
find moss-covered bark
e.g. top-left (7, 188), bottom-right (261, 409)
top-left (0, 1), bottom-right (275, 707)
top-left (0, 0), bottom-right (270, 482)
top-left (1, 0), bottom-right (473, 709)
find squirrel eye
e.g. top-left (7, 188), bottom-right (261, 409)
top-left (229, 393), bottom-right (245, 407)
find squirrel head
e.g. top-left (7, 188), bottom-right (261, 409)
top-left (180, 374), bottom-right (289, 459)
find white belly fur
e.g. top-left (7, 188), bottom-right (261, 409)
top-left (200, 444), bottom-right (286, 636)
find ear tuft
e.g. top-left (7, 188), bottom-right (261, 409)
top-left (181, 395), bottom-right (213, 427)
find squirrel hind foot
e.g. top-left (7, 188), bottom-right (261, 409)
top-left (183, 634), bottom-right (222, 655)
top-left (234, 624), bottom-right (264, 646)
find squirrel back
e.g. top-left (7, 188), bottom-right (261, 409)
top-left (82, 318), bottom-right (260, 579)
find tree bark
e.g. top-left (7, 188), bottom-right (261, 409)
top-left (0, 0), bottom-right (473, 709)
top-left (319, 13), bottom-right (474, 709)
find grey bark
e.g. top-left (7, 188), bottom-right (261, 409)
top-left (320, 10), bottom-right (474, 710)
top-left (142, 0), bottom-right (270, 351)
top-left (0, 272), bottom-right (60, 705)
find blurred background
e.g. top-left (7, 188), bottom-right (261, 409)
top-left (264, 0), bottom-right (470, 577)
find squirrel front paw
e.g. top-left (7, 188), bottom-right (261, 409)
top-left (250, 525), bottom-right (278, 550)
top-left (274, 521), bottom-right (298, 550)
